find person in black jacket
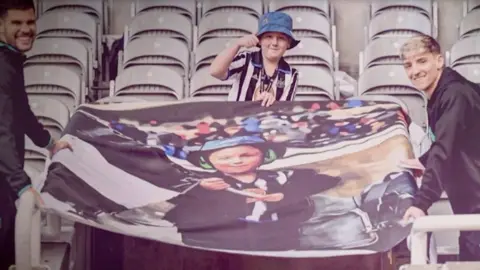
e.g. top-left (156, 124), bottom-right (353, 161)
top-left (0, 1), bottom-right (72, 268)
top-left (399, 34), bottom-right (480, 261)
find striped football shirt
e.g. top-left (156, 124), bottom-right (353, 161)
top-left (222, 50), bottom-right (299, 101)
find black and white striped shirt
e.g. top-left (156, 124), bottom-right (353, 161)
top-left (223, 50), bottom-right (299, 101)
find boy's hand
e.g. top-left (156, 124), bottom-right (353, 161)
top-left (236, 34), bottom-right (259, 49)
top-left (200, 178), bottom-right (230, 190)
top-left (403, 206), bottom-right (426, 222)
top-left (258, 92), bottom-right (276, 107)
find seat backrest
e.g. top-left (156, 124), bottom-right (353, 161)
top-left (128, 11), bottom-right (192, 48)
top-left (283, 37), bottom-right (334, 71)
top-left (454, 64), bottom-right (480, 84)
top-left (194, 37), bottom-right (255, 72)
top-left (370, 0), bottom-right (432, 19)
top-left (115, 65), bottom-right (184, 100)
top-left (134, 1), bottom-right (196, 22)
top-left (28, 96), bottom-right (70, 139)
top-left (24, 65), bottom-right (82, 112)
top-left (25, 37), bottom-right (89, 85)
top-left (468, 0), bottom-right (480, 12)
top-left (368, 10), bottom-right (432, 41)
top-left (280, 10), bottom-right (331, 44)
top-left (123, 36), bottom-right (190, 76)
top-left (197, 12), bottom-right (257, 44)
top-left (36, 11), bottom-right (97, 48)
top-left (358, 65), bottom-right (428, 129)
top-left (40, 0), bottom-right (103, 18)
top-left (347, 95), bottom-right (410, 115)
top-left (449, 35), bottom-right (480, 67)
top-left (201, 0), bottom-right (263, 18)
top-left (293, 65), bottom-right (335, 100)
top-left (363, 36), bottom-right (409, 69)
top-left (268, 0), bottom-right (330, 19)
top-left (190, 67), bottom-right (234, 96)
top-left (459, 9), bottom-right (480, 39)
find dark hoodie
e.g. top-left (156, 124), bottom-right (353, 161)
top-left (0, 42), bottom-right (52, 198)
top-left (414, 67), bottom-right (480, 215)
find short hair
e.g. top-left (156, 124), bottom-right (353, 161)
top-left (399, 34), bottom-right (442, 59)
top-left (0, 0), bottom-right (35, 18)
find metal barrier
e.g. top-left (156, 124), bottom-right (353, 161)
top-left (409, 214), bottom-right (480, 264)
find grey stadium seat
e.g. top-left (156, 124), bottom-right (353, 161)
top-left (194, 37), bottom-right (256, 72)
top-left (114, 65), bottom-right (184, 101)
top-left (197, 12), bottom-right (257, 45)
top-left (370, 0), bottom-right (433, 20)
top-left (459, 9), bottom-right (480, 38)
top-left (122, 36), bottom-right (190, 77)
top-left (361, 36), bottom-right (409, 71)
top-left (201, 0), bottom-right (263, 19)
top-left (467, 0), bottom-right (480, 13)
top-left (24, 136), bottom-right (50, 174)
top-left (358, 65), bottom-right (428, 130)
top-left (293, 65), bottom-right (335, 101)
top-left (454, 64), bottom-right (480, 83)
top-left (36, 10), bottom-right (100, 62)
top-left (449, 35), bottom-right (480, 67)
top-left (28, 97), bottom-right (70, 140)
top-left (38, 0), bottom-right (107, 33)
top-left (132, 1), bottom-right (196, 23)
top-left (284, 37), bottom-right (334, 71)
top-left (190, 67), bottom-right (231, 100)
top-left (24, 65), bottom-right (83, 113)
top-left (268, 0), bottom-right (331, 20)
top-left (281, 10), bottom-right (332, 44)
top-left (25, 38), bottom-right (92, 89)
top-left (127, 11), bottom-right (192, 49)
top-left (367, 10), bottom-right (432, 41)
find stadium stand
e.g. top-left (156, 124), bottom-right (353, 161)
top-left (14, 0), bottom-right (480, 269)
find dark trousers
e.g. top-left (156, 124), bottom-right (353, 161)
top-left (0, 180), bottom-right (16, 270)
top-left (459, 231), bottom-right (480, 261)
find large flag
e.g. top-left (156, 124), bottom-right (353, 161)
top-left (40, 99), bottom-right (418, 257)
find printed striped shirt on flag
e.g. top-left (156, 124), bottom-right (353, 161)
top-left (222, 50), bottom-right (299, 102)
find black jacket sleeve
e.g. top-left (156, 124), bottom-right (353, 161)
top-left (413, 85), bottom-right (472, 213)
top-left (23, 91), bottom-right (52, 147)
top-left (0, 66), bottom-right (32, 195)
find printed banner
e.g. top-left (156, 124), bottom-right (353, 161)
top-left (40, 100), bottom-right (418, 257)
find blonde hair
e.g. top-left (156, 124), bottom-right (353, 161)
top-left (399, 34), bottom-right (441, 59)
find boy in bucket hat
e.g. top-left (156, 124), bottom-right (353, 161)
top-left (210, 11), bottom-right (300, 107)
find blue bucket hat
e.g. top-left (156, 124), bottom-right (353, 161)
top-left (257, 11), bottom-right (300, 50)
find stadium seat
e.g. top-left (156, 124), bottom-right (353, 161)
top-left (293, 65), bottom-right (335, 100)
top-left (24, 65), bottom-right (83, 113)
top-left (25, 38), bottom-right (92, 89)
top-left (459, 9), bottom-right (480, 38)
top-left (190, 67), bottom-right (231, 100)
top-left (427, 199), bottom-right (459, 256)
top-left (28, 97), bottom-right (70, 140)
top-left (357, 65), bottom-right (428, 130)
top-left (38, 0), bottom-right (107, 33)
top-left (280, 10), bottom-right (332, 44)
top-left (197, 12), bottom-right (257, 45)
top-left (370, 0), bottom-right (433, 20)
top-left (132, 1), bottom-right (196, 23)
top-left (283, 37), bottom-right (334, 72)
top-left (24, 136), bottom-right (50, 174)
top-left (36, 11), bottom-right (100, 63)
top-left (454, 64), bottom-right (480, 83)
top-left (127, 11), bottom-right (193, 49)
top-left (267, 0), bottom-right (331, 20)
top-left (122, 36), bottom-right (190, 77)
top-left (449, 35), bottom-right (480, 67)
top-left (467, 0), bottom-right (480, 13)
top-left (367, 10), bottom-right (432, 41)
top-left (114, 65), bottom-right (184, 101)
top-left (194, 37), bottom-right (256, 72)
top-left (360, 36), bottom-right (409, 72)
top-left (200, 0), bottom-right (263, 19)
